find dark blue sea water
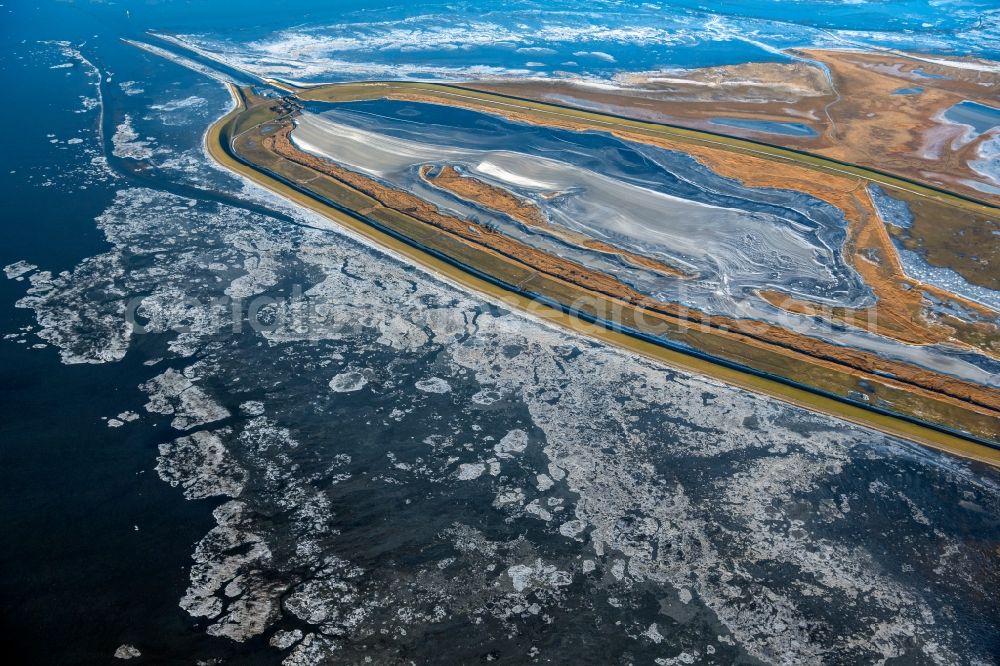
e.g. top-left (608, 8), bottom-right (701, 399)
top-left (2, 2), bottom-right (1000, 664)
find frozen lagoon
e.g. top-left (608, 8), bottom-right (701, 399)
top-left (290, 100), bottom-right (1000, 386)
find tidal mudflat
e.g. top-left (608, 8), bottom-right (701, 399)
top-left (292, 102), bottom-right (867, 312)
top-left (287, 99), bottom-right (1000, 389)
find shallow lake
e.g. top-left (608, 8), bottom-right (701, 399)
top-left (709, 117), bottom-right (818, 137)
top-left (945, 100), bottom-right (1000, 136)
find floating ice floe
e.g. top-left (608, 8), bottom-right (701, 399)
top-left (471, 388), bottom-right (502, 405)
top-left (4, 261), bottom-right (37, 280)
top-left (559, 519), bottom-right (587, 539)
top-left (493, 429), bottom-right (528, 457)
top-left (119, 80), bottom-right (144, 96)
top-left (329, 371), bottom-right (368, 392)
top-left (112, 115), bottom-right (155, 160)
top-left (507, 559), bottom-right (573, 593)
top-left (142, 368), bottom-right (231, 430)
top-left (269, 628), bottom-right (303, 649)
top-left (113, 645), bottom-right (140, 659)
top-left (240, 400), bottom-right (265, 416)
top-left (156, 429), bottom-right (247, 500)
top-left (415, 376), bottom-right (451, 393)
top-left (456, 463), bottom-right (486, 480)
top-left (150, 95), bottom-right (207, 112)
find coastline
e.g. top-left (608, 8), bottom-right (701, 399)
top-left (206, 83), bottom-right (1000, 468)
